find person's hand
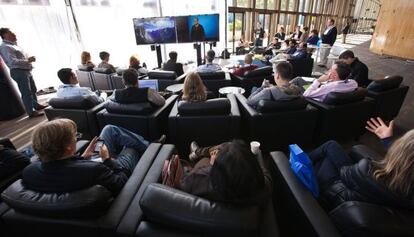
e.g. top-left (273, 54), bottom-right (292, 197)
top-left (28, 56), bottom-right (36, 63)
top-left (366, 117), bottom-right (394, 139)
top-left (209, 149), bottom-right (218, 165)
top-left (99, 144), bottom-right (110, 161)
top-left (81, 136), bottom-right (99, 159)
top-left (318, 73), bottom-right (329, 83)
top-left (261, 79), bottom-right (270, 87)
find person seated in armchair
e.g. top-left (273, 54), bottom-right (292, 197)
top-left (308, 117), bottom-right (414, 211)
top-left (339, 50), bottom-right (371, 88)
top-left (56, 68), bottom-right (104, 102)
top-left (302, 61), bottom-right (357, 102)
top-left (22, 118), bottom-right (155, 196)
top-left (247, 62), bottom-right (303, 108)
top-left (196, 50), bottom-right (222, 73)
top-left (162, 51), bottom-right (184, 77)
top-left (180, 140), bottom-right (272, 204)
top-left (231, 53), bottom-right (258, 77)
top-left (97, 51), bottom-right (116, 73)
top-left (129, 55), bottom-right (148, 75)
top-left (110, 68), bottom-right (165, 107)
top-left (290, 42), bottom-right (308, 59)
top-left (181, 72), bottom-right (208, 102)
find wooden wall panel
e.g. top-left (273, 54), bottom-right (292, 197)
top-left (370, 0), bottom-right (414, 59)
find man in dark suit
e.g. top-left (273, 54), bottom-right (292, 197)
top-left (162, 51), bottom-right (184, 77)
top-left (319, 18), bottom-right (337, 67)
top-left (190, 17), bottom-right (205, 42)
top-left (110, 69), bottom-right (165, 107)
top-left (339, 50), bottom-right (371, 87)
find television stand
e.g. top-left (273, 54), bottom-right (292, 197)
top-left (150, 44), bottom-right (162, 68)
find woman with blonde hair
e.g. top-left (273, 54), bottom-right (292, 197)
top-left (80, 51), bottom-right (95, 68)
top-left (129, 55), bottom-right (148, 75)
top-left (309, 117), bottom-right (414, 210)
top-left (181, 72), bottom-right (207, 102)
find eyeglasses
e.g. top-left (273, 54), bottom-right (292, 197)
top-left (75, 132), bottom-right (83, 140)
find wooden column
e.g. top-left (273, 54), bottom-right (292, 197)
top-left (370, 0), bottom-right (414, 60)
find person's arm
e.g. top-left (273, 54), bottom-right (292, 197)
top-left (80, 88), bottom-right (104, 102)
top-left (365, 117), bottom-right (394, 150)
top-left (0, 148), bottom-right (31, 180)
top-left (95, 163), bottom-right (128, 196)
top-left (147, 88), bottom-right (165, 106)
top-left (247, 87), bottom-right (272, 107)
top-left (0, 46), bottom-right (32, 70)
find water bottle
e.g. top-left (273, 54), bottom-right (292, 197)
top-left (317, 39), bottom-right (322, 48)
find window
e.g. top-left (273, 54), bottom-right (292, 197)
top-left (267, 0), bottom-right (274, 10)
top-left (236, 0), bottom-right (249, 8)
top-left (256, 0), bottom-right (265, 9)
top-left (280, 0), bottom-right (287, 11)
top-left (288, 0), bottom-right (295, 11)
top-left (227, 0), bottom-right (233, 7)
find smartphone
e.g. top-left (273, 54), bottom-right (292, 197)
top-left (94, 140), bottom-right (104, 153)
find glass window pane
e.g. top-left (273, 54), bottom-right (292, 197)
top-left (280, 0), bottom-right (287, 10)
top-left (304, 0), bottom-right (309, 12)
top-left (267, 0), bottom-right (274, 9)
top-left (288, 0), bottom-right (295, 11)
top-left (256, 0), bottom-right (265, 9)
top-left (237, 0), bottom-right (249, 7)
top-left (298, 0), bottom-right (304, 12)
top-left (227, 0), bottom-right (233, 7)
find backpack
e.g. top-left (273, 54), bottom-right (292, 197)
top-left (161, 155), bottom-right (191, 189)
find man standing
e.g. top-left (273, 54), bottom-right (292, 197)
top-left (191, 17), bottom-right (205, 42)
top-left (341, 22), bottom-right (350, 44)
top-left (0, 28), bottom-right (46, 117)
top-left (318, 19), bottom-right (337, 67)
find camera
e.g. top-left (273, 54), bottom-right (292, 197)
top-left (94, 139), bottom-right (104, 153)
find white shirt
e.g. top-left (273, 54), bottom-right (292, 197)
top-left (324, 25), bottom-right (334, 35)
top-left (56, 84), bottom-right (104, 102)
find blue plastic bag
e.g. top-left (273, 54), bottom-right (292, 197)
top-left (289, 144), bottom-right (319, 198)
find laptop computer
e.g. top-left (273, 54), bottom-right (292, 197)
top-left (138, 80), bottom-right (159, 92)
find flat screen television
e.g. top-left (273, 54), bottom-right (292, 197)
top-left (133, 14), bottom-right (219, 45)
top-left (133, 17), bottom-right (177, 45)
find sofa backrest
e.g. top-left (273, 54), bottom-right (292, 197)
top-left (49, 95), bottom-right (102, 110)
top-left (177, 98), bottom-right (231, 116)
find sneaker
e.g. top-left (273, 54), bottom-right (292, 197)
top-left (317, 64), bottom-right (327, 68)
top-left (189, 141), bottom-right (200, 162)
top-left (28, 111), bottom-right (44, 118)
top-left (154, 134), bottom-right (166, 144)
top-left (35, 104), bottom-right (48, 110)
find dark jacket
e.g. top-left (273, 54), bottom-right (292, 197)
top-left (0, 147), bottom-right (30, 180)
top-left (162, 60), bottom-right (184, 77)
top-left (191, 24), bottom-right (205, 41)
top-left (342, 24), bottom-right (350, 34)
top-left (22, 156), bottom-right (129, 196)
top-left (322, 26), bottom-right (337, 46)
top-left (113, 87), bottom-right (149, 104)
top-left (307, 35), bottom-right (319, 45)
top-left (322, 159), bottom-right (414, 210)
top-left (286, 46), bottom-right (297, 55)
top-left (274, 32), bottom-right (285, 40)
top-left (348, 58), bottom-right (371, 87)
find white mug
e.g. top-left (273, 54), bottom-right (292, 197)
top-left (250, 141), bottom-right (260, 155)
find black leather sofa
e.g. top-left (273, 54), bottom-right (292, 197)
top-left (45, 96), bottom-right (106, 139)
top-left (270, 148), bottom-right (414, 237)
top-left (76, 65), bottom-right (95, 91)
top-left (147, 70), bottom-right (187, 91)
top-left (236, 94), bottom-right (318, 152)
top-left (198, 71), bottom-right (232, 97)
top-left (366, 75), bottom-right (409, 121)
top-left (168, 94), bottom-right (241, 157)
top-left (230, 66), bottom-right (273, 97)
top-left (96, 95), bottom-right (178, 141)
top-left (306, 88), bottom-right (375, 144)
top-left (288, 57), bottom-right (314, 78)
top-left (0, 143), bottom-right (164, 237)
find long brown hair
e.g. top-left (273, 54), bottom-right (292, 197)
top-left (182, 72), bottom-right (207, 102)
top-left (81, 51), bottom-right (91, 65)
top-left (373, 129), bottom-right (414, 197)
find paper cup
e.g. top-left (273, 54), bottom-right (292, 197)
top-left (250, 141), bottom-right (260, 155)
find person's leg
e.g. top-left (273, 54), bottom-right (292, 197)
top-left (318, 45), bottom-right (331, 65)
top-left (342, 34), bottom-right (346, 44)
top-left (113, 147), bottom-right (140, 176)
top-left (28, 74), bottom-right (40, 107)
top-left (10, 69), bottom-right (34, 116)
top-left (100, 125), bottom-right (149, 157)
top-left (309, 140), bottom-right (353, 187)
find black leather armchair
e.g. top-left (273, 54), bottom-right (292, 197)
top-left (230, 66), bottom-right (273, 97)
top-left (0, 143), bottom-right (164, 237)
top-left (198, 71), bottom-right (232, 97)
top-left (168, 94), bottom-right (241, 157)
top-left (92, 68), bottom-right (116, 91)
top-left (366, 75), bottom-right (409, 121)
top-left (236, 94), bottom-right (318, 152)
top-left (288, 58), bottom-right (314, 78)
top-left (96, 95), bottom-right (178, 141)
top-left (76, 66), bottom-right (95, 91)
top-left (306, 88), bottom-right (375, 144)
top-left (147, 70), bottom-right (187, 91)
top-left (45, 96), bottom-right (106, 139)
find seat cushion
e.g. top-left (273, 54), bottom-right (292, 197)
top-left (323, 88), bottom-right (367, 105)
top-left (244, 66), bottom-right (272, 78)
top-left (198, 71), bottom-right (226, 80)
top-left (49, 96), bottom-right (101, 110)
top-left (367, 75), bottom-right (403, 92)
top-left (177, 98), bottom-right (231, 116)
top-left (105, 101), bottom-right (154, 115)
top-left (148, 70), bottom-right (177, 80)
top-left (1, 180), bottom-right (113, 218)
top-left (256, 97), bottom-right (308, 113)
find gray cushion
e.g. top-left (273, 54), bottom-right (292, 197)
top-left (49, 96), bottom-right (101, 110)
top-left (367, 75), bottom-right (403, 92)
top-left (257, 97), bottom-right (308, 113)
top-left (177, 98), bottom-right (231, 116)
top-left (323, 88), bottom-right (367, 105)
top-left (105, 101), bottom-right (154, 115)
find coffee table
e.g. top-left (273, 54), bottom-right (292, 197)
top-left (219, 86), bottom-right (245, 95)
top-left (166, 84), bottom-right (184, 93)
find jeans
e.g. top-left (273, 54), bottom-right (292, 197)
top-left (99, 125), bottom-right (149, 173)
top-left (10, 69), bottom-right (39, 115)
top-left (309, 140), bottom-right (353, 189)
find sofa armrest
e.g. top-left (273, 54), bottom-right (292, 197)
top-left (175, 72), bottom-right (188, 83)
top-left (0, 137), bottom-right (16, 150)
top-left (151, 95), bottom-right (178, 118)
top-left (89, 101), bottom-right (107, 113)
top-left (305, 98), bottom-right (334, 110)
top-left (349, 144), bottom-right (383, 162)
top-left (270, 151), bottom-right (341, 237)
top-left (227, 93), bottom-right (240, 117)
top-left (235, 93), bottom-right (259, 117)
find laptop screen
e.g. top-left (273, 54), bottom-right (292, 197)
top-left (138, 80), bottom-right (159, 92)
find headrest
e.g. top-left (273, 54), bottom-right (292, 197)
top-left (94, 67), bottom-right (114, 74)
top-left (105, 100), bottom-right (154, 115)
top-left (77, 64), bottom-right (94, 72)
top-left (116, 68), bottom-right (126, 76)
top-left (198, 71), bottom-right (226, 80)
top-left (323, 88), bottom-right (367, 105)
top-left (140, 183), bottom-right (259, 236)
top-left (367, 75), bottom-right (403, 92)
top-left (148, 70), bottom-right (177, 80)
top-left (49, 95), bottom-right (101, 110)
top-left (244, 66), bottom-right (272, 78)
top-left (1, 180), bottom-right (113, 218)
top-left (256, 97), bottom-right (308, 113)
top-left (177, 98), bottom-right (231, 116)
